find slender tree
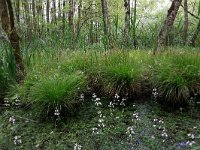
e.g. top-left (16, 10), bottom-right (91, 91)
top-left (183, 0), bottom-right (188, 45)
top-left (68, 0), bottom-right (75, 47)
top-left (32, 0), bottom-right (36, 31)
top-left (15, 0), bottom-right (20, 24)
top-left (156, 0), bottom-right (182, 52)
top-left (62, 0), bottom-right (66, 33)
top-left (46, 0), bottom-right (50, 33)
top-left (24, 0), bottom-right (32, 40)
top-left (132, 0), bottom-right (137, 48)
top-left (124, 0), bottom-right (130, 45)
top-left (53, 0), bottom-right (57, 24)
top-left (0, 0), bottom-right (25, 82)
top-left (101, 0), bottom-right (109, 50)
top-left (68, 0), bottom-right (74, 30)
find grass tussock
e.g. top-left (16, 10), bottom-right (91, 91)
top-left (152, 51), bottom-right (200, 106)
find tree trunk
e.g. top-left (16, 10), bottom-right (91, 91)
top-left (101, 0), bottom-right (109, 50)
top-left (46, 0), bottom-right (50, 33)
top-left (68, 0), bottom-right (74, 48)
top-left (53, 0), bottom-right (57, 24)
top-left (133, 0), bottom-right (137, 48)
top-left (124, 0), bottom-right (130, 45)
top-left (24, 0), bottom-right (32, 40)
top-left (15, 0), bottom-right (20, 24)
top-left (68, 0), bottom-right (74, 30)
top-left (0, 0), bottom-right (25, 83)
top-left (156, 0), bottom-right (182, 52)
top-left (32, 0), bottom-right (36, 33)
top-left (124, 0), bottom-right (130, 33)
top-left (62, 0), bottom-right (66, 33)
top-left (183, 0), bottom-right (188, 45)
top-left (190, 20), bottom-right (200, 46)
top-left (75, 0), bottom-right (82, 41)
top-left (58, 0), bottom-right (61, 20)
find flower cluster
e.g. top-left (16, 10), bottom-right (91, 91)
top-left (9, 116), bottom-right (16, 125)
top-left (79, 93), bottom-right (84, 102)
top-left (152, 88), bottom-right (158, 99)
top-left (132, 112), bottom-right (140, 122)
top-left (113, 93), bottom-right (127, 106)
top-left (153, 118), bottom-right (168, 142)
top-left (92, 93), bottom-right (102, 106)
top-left (13, 135), bottom-right (22, 145)
top-left (92, 94), bottom-right (105, 135)
top-left (54, 105), bottom-right (61, 116)
top-left (74, 143), bottom-right (82, 150)
top-left (126, 126), bottom-right (135, 142)
top-left (13, 94), bottom-right (21, 107)
top-left (4, 98), bottom-right (10, 107)
top-left (177, 141), bottom-right (196, 148)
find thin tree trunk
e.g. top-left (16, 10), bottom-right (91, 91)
top-left (0, 0), bottom-right (25, 82)
top-left (46, 0), bottom-right (50, 33)
top-left (133, 0), bottom-right (137, 48)
top-left (183, 0), bottom-right (188, 45)
top-left (124, 0), bottom-right (130, 33)
top-left (53, 0), bottom-right (57, 24)
top-left (124, 0), bottom-right (130, 45)
top-left (15, 0), bottom-right (20, 24)
top-left (58, 0), bottom-right (61, 20)
top-left (68, 0), bottom-right (74, 47)
top-left (32, 0), bottom-right (36, 32)
top-left (75, 0), bottom-right (82, 42)
top-left (101, 0), bottom-right (109, 50)
top-left (24, 0), bottom-right (32, 40)
top-left (68, 0), bottom-right (74, 30)
top-left (62, 0), bottom-right (66, 33)
top-left (156, 0), bottom-right (182, 52)
top-left (190, 20), bottom-right (200, 46)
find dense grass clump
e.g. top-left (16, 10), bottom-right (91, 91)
top-left (99, 51), bottom-right (146, 99)
top-left (152, 51), bottom-right (200, 106)
top-left (9, 64), bottom-right (86, 118)
top-left (28, 72), bottom-right (86, 117)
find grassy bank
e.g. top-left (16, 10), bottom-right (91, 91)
top-left (0, 48), bottom-right (200, 149)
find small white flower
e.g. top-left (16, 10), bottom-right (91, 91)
top-left (92, 93), bottom-right (97, 98)
top-left (9, 116), bottom-right (15, 124)
top-left (115, 93), bottom-right (120, 99)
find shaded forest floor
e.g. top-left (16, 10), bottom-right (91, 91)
top-left (1, 99), bottom-right (200, 150)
